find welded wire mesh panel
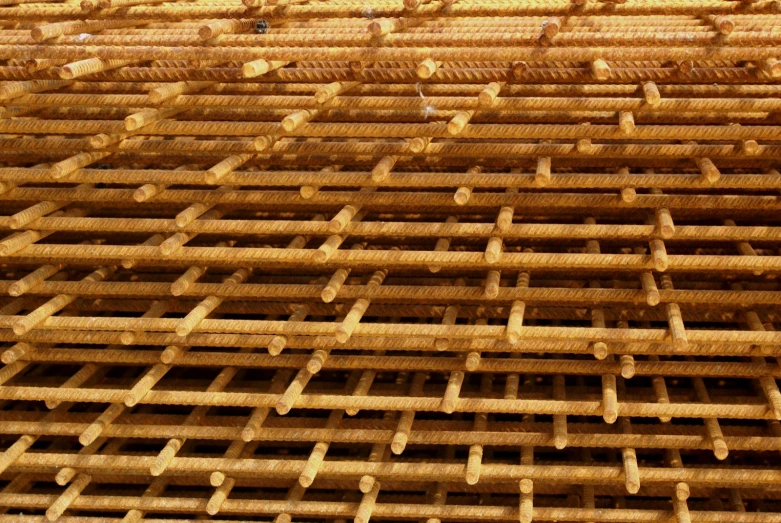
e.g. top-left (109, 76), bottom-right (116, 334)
top-left (0, 1), bottom-right (781, 522)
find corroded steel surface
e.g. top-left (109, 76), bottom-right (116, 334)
top-left (0, 1), bottom-right (781, 522)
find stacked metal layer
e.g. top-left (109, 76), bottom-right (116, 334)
top-left (1, 0), bottom-right (781, 521)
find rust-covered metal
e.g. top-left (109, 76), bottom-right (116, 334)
top-left (0, 0), bottom-right (781, 521)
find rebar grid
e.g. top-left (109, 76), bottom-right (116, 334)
top-left (0, 1), bottom-right (780, 522)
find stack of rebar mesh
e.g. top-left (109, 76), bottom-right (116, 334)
top-left (2, 0), bottom-right (781, 521)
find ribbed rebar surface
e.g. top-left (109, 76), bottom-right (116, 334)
top-left (1, 1), bottom-right (781, 522)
